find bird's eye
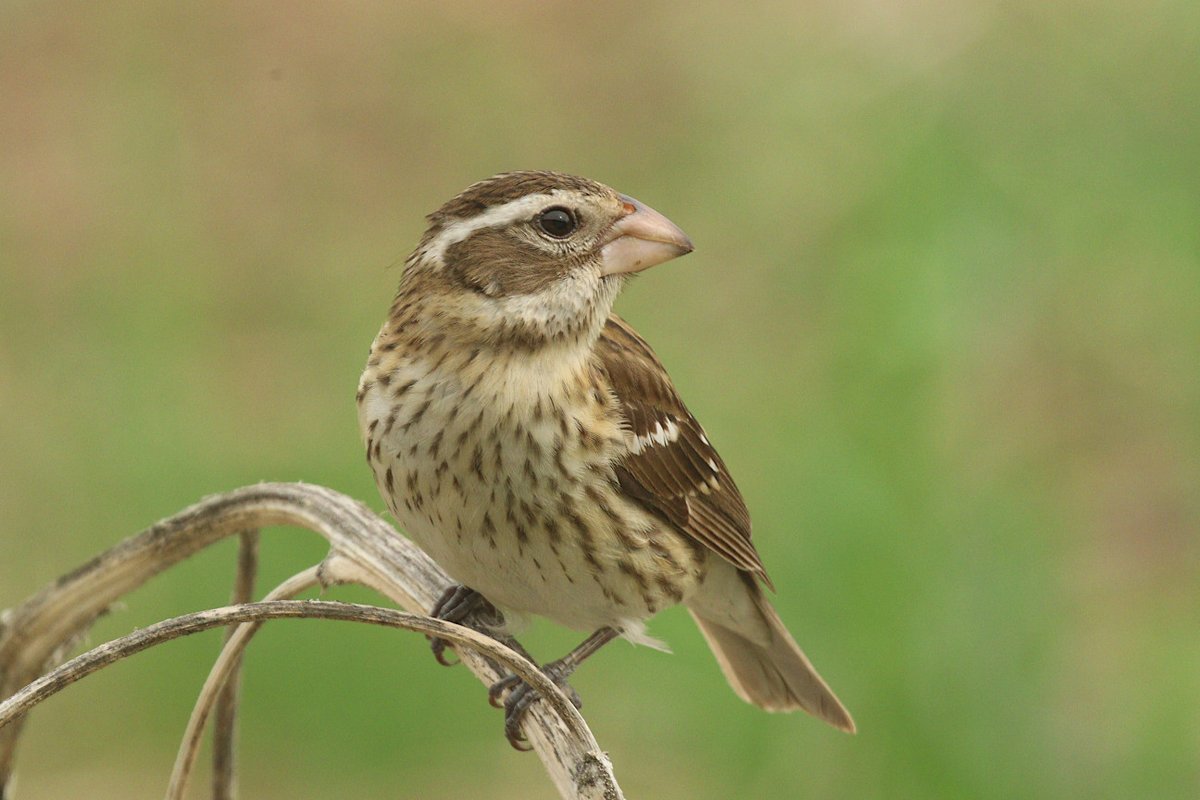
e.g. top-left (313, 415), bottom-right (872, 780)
top-left (536, 207), bottom-right (577, 238)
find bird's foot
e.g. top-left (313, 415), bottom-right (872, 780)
top-left (488, 659), bottom-right (584, 751)
top-left (427, 584), bottom-right (501, 666)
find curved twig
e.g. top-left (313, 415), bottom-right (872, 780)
top-left (0, 483), bottom-right (624, 800)
top-left (0, 600), bottom-right (589, 738)
top-left (167, 566), bottom-right (320, 800)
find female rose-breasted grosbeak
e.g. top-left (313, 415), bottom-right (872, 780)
top-left (358, 171), bottom-right (853, 745)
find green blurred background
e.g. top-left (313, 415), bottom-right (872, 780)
top-left (1, 2), bottom-right (1197, 797)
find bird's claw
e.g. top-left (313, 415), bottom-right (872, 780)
top-left (426, 584), bottom-right (498, 667)
top-left (488, 661), bottom-right (583, 750)
top-left (430, 636), bottom-right (459, 666)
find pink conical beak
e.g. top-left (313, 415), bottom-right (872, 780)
top-left (599, 194), bottom-right (694, 276)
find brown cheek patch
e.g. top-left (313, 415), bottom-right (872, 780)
top-left (445, 228), bottom-right (567, 297)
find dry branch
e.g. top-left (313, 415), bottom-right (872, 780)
top-left (212, 529), bottom-right (258, 800)
top-left (0, 483), bottom-right (624, 800)
top-left (166, 565), bottom-right (323, 798)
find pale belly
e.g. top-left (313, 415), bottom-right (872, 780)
top-left (358, 354), bottom-right (706, 634)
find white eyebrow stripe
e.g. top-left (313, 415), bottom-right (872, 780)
top-left (424, 190), bottom-right (573, 264)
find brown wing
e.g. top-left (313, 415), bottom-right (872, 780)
top-left (596, 315), bottom-right (773, 589)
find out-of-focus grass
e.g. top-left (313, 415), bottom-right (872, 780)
top-left (1, 2), bottom-right (1197, 798)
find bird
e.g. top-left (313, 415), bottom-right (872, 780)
top-left (357, 170), bottom-right (854, 747)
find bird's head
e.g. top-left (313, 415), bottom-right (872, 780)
top-left (396, 171), bottom-right (693, 349)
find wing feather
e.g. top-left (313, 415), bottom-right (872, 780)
top-left (596, 315), bottom-right (773, 588)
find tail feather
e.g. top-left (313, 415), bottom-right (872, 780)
top-left (688, 571), bottom-right (855, 732)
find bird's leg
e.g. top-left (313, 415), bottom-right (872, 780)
top-left (427, 584), bottom-right (504, 666)
top-left (488, 627), bottom-right (620, 750)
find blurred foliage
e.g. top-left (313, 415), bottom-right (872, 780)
top-left (1, 1), bottom-right (1197, 798)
